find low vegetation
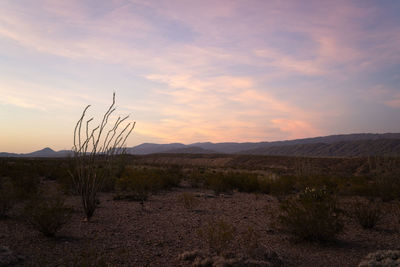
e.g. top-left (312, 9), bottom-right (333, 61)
top-left (350, 198), bottom-right (384, 229)
top-left (197, 219), bottom-right (236, 255)
top-left (178, 192), bottom-right (200, 211)
top-left (277, 187), bottom-right (343, 242)
top-left (70, 93), bottom-right (135, 221)
top-left (1, 154), bottom-right (400, 265)
top-left (24, 192), bottom-right (72, 237)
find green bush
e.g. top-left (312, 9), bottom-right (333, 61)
top-left (197, 219), bottom-right (236, 255)
top-left (24, 194), bottom-right (72, 237)
top-left (0, 177), bottom-right (15, 218)
top-left (277, 186), bottom-right (343, 242)
top-left (350, 199), bottom-right (384, 229)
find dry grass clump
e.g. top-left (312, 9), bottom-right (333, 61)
top-left (178, 192), bottom-right (200, 211)
top-left (358, 250), bottom-right (400, 267)
top-left (349, 198), bottom-right (384, 229)
top-left (197, 219), bottom-right (236, 256)
top-left (277, 186), bottom-right (343, 242)
top-left (24, 193), bottom-right (72, 237)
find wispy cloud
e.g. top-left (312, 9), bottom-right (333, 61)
top-left (0, 0), bottom-right (399, 151)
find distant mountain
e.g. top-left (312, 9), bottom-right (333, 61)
top-left (24, 147), bottom-right (56, 157)
top-left (0, 152), bottom-right (19, 157)
top-left (126, 133), bottom-right (400, 156)
top-left (126, 143), bottom-right (186, 154)
top-left (190, 142), bottom-right (269, 154)
top-left (0, 148), bottom-right (72, 158)
top-left (1, 133), bottom-right (400, 158)
top-left (163, 146), bottom-right (217, 154)
top-left (240, 139), bottom-right (400, 157)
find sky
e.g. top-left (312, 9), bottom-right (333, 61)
top-left (1, 0), bottom-right (400, 153)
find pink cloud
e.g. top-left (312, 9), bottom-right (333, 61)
top-left (385, 94), bottom-right (400, 109)
top-left (271, 118), bottom-right (322, 139)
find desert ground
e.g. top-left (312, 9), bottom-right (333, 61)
top-left (1, 154), bottom-right (400, 266)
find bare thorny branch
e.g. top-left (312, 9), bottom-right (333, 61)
top-left (70, 92), bottom-right (135, 220)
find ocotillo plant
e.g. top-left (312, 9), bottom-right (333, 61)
top-left (71, 93), bottom-right (135, 220)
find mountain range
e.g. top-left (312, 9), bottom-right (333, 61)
top-left (2, 133), bottom-right (400, 158)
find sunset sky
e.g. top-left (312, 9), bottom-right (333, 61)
top-left (1, 0), bottom-right (400, 153)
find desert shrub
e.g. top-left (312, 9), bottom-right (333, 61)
top-left (347, 174), bottom-right (400, 201)
top-left (297, 175), bottom-right (339, 193)
top-left (367, 156), bottom-right (400, 201)
top-left (178, 192), bottom-right (200, 211)
top-left (269, 175), bottom-right (297, 196)
top-left (342, 176), bottom-right (375, 197)
top-left (146, 165), bottom-right (183, 191)
top-left (0, 177), bottom-right (15, 218)
top-left (374, 174), bottom-right (400, 202)
top-left (358, 250), bottom-right (400, 267)
top-left (115, 166), bottom-right (182, 198)
top-left (197, 219), bottom-right (236, 255)
top-left (115, 170), bottom-right (152, 202)
top-left (277, 186), bottom-right (343, 242)
top-left (204, 171), bottom-right (234, 195)
top-left (12, 175), bottom-right (41, 200)
top-left (1, 160), bottom-right (41, 200)
top-left (349, 199), bottom-right (384, 229)
top-left (186, 168), bottom-right (207, 188)
top-left (24, 194), bottom-right (72, 237)
top-left (231, 172), bottom-right (261, 192)
top-left (204, 171), bottom-right (263, 194)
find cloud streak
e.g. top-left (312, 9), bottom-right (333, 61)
top-left (0, 0), bottom-right (399, 151)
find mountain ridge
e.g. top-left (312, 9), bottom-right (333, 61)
top-left (1, 133), bottom-right (400, 157)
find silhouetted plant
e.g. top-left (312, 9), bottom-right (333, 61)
top-left (70, 93), bottom-right (135, 220)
